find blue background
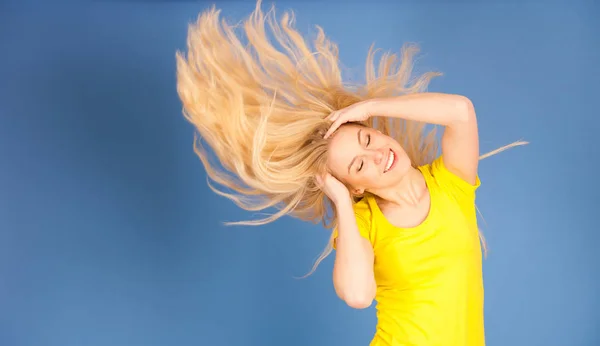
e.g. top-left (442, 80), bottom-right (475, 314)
top-left (1, 1), bottom-right (598, 345)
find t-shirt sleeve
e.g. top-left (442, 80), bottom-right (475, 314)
top-left (331, 211), bottom-right (372, 250)
top-left (429, 155), bottom-right (481, 201)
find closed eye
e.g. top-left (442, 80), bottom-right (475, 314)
top-left (357, 134), bottom-right (371, 172)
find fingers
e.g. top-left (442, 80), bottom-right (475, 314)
top-left (324, 118), bottom-right (344, 139)
top-left (323, 128), bottom-right (333, 140)
top-left (315, 173), bottom-right (328, 188)
top-left (323, 111), bottom-right (340, 139)
top-left (315, 174), bottom-right (323, 187)
top-left (324, 109), bottom-right (349, 139)
top-left (327, 110), bottom-right (341, 122)
top-left (314, 172), bottom-right (331, 189)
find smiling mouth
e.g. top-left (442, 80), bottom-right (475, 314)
top-left (384, 149), bottom-right (396, 173)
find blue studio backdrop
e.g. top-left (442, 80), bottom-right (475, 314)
top-left (1, 1), bottom-right (598, 346)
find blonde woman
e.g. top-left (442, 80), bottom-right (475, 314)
top-left (175, 1), bottom-right (525, 345)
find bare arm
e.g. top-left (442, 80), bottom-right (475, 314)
top-left (332, 199), bottom-right (376, 309)
top-left (367, 92), bottom-right (479, 184)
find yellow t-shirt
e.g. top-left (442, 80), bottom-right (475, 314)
top-left (333, 155), bottom-right (485, 346)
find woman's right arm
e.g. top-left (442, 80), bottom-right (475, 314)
top-left (332, 198), bottom-right (376, 309)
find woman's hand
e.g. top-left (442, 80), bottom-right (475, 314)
top-left (323, 100), bottom-right (374, 139)
top-left (315, 172), bottom-right (351, 206)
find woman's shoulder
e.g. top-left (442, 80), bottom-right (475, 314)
top-left (418, 155), bottom-right (481, 203)
top-left (352, 194), bottom-right (377, 223)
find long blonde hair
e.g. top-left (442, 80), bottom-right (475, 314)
top-left (175, 0), bottom-right (526, 274)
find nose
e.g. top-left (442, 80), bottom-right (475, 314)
top-left (371, 149), bottom-right (384, 165)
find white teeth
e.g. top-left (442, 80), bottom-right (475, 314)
top-left (385, 150), bottom-right (395, 172)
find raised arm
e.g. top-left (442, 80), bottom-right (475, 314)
top-left (332, 198), bottom-right (376, 309)
top-left (316, 173), bottom-right (376, 309)
top-left (367, 92), bottom-right (479, 183)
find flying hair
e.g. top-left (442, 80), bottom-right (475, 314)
top-left (175, 0), bottom-right (527, 276)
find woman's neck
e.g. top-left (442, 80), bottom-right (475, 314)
top-left (372, 167), bottom-right (428, 208)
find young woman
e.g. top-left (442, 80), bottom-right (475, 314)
top-left (175, 1), bottom-right (526, 345)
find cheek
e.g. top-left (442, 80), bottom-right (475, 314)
top-left (358, 166), bottom-right (381, 186)
top-left (395, 151), bottom-right (413, 173)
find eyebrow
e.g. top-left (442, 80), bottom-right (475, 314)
top-left (347, 129), bottom-right (362, 174)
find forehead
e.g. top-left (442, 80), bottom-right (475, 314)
top-left (333, 124), bottom-right (361, 142)
top-left (329, 124), bottom-right (363, 151)
top-left (326, 125), bottom-right (363, 174)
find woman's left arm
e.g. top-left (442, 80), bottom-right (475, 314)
top-left (324, 92), bottom-right (479, 184)
top-left (367, 93), bottom-right (479, 185)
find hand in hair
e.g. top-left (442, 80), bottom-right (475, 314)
top-left (315, 173), bottom-right (351, 206)
top-left (323, 100), bottom-right (373, 139)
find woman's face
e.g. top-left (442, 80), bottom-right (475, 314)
top-left (326, 124), bottom-right (412, 195)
